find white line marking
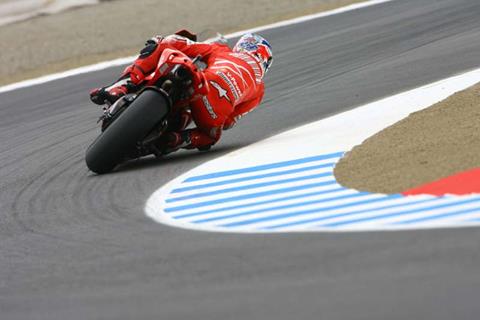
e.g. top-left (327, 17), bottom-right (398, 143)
top-left (225, 0), bottom-right (395, 38)
top-left (0, 57), bottom-right (135, 94)
top-left (0, 0), bottom-right (395, 94)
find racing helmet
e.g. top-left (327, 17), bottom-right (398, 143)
top-left (233, 33), bottom-right (273, 76)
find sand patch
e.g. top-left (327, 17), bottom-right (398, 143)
top-left (334, 82), bottom-right (480, 193)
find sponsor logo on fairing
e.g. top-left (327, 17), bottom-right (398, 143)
top-left (209, 80), bottom-right (231, 102)
top-left (158, 63), bottom-right (169, 74)
top-left (169, 35), bottom-right (194, 45)
top-left (202, 96), bottom-right (217, 119)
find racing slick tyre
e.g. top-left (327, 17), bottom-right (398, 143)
top-left (85, 88), bottom-right (170, 174)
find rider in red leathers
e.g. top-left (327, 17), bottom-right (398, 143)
top-left (90, 30), bottom-right (273, 152)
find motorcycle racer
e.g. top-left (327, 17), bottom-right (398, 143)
top-left (90, 30), bottom-right (273, 152)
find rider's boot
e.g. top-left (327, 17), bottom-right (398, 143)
top-left (157, 130), bottom-right (192, 155)
top-left (90, 78), bottom-right (133, 105)
top-left (159, 128), bottom-right (217, 155)
top-left (182, 129), bottom-right (217, 151)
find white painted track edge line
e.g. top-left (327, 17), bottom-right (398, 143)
top-left (225, 0), bottom-right (395, 38)
top-left (0, 0), bottom-right (395, 94)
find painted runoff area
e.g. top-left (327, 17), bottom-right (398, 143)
top-left (145, 67), bottom-right (480, 233)
top-left (403, 168), bottom-right (480, 196)
top-left (0, 0), bottom-right (394, 94)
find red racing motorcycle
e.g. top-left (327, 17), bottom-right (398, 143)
top-left (85, 48), bottom-right (208, 174)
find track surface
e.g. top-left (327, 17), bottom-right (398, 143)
top-left (2, 1), bottom-right (480, 319)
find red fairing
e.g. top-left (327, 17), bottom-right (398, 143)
top-left (122, 34), bottom-right (266, 149)
top-left (143, 48), bottom-right (208, 97)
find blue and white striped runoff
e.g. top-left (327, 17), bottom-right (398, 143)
top-left (147, 152), bottom-right (480, 233)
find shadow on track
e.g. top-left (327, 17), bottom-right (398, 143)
top-left (85, 143), bottom-right (246, 176)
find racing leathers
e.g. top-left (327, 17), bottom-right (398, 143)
top-left (91, 33), bottom-right (266, 151)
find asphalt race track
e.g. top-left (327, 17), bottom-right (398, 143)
top-left (2, 1), bottom-right (480, 319)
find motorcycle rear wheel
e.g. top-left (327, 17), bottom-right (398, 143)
top-left (85, 88), bottom-right (170, 174)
